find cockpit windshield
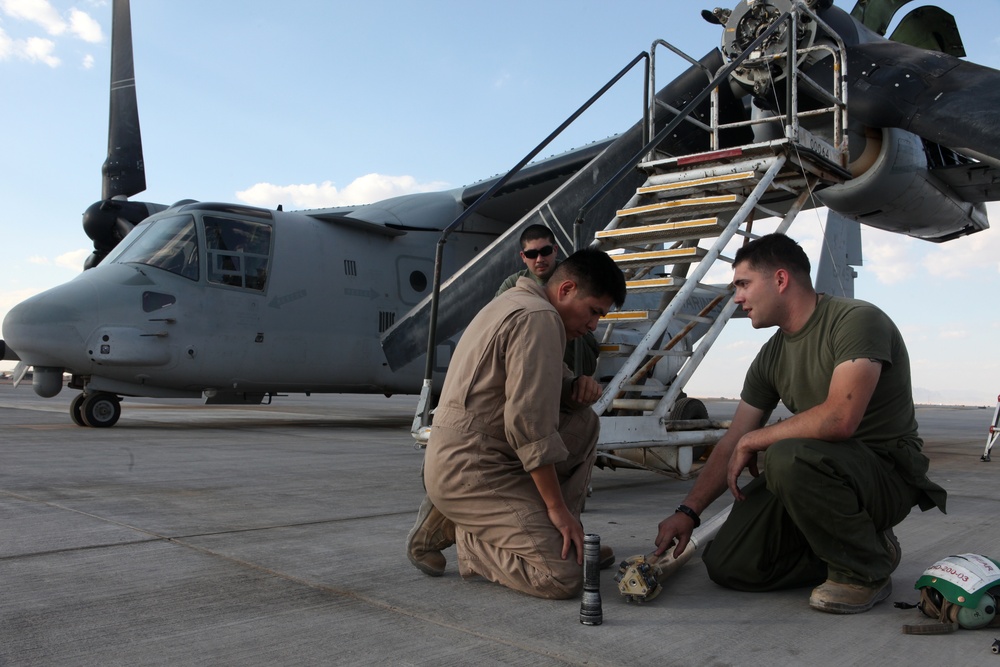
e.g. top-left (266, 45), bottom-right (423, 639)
top-left (111, 214), bottom-right (200, 280)
top-left (107, 212), bottom-right (272, 291)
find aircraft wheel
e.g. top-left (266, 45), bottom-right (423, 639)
top-left (70, 393), bottom-right (88, 427)
top-left (82, 393), bottom-right (122, 428)
top-left (669, 397), bottom-right (710, 461)
top-left (669, 396), bottom-right (708, 421)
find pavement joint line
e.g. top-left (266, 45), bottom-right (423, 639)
top-left (0, 488), bottom-right (591, 665)
top-left (0, 486), bottom-right (414, 546)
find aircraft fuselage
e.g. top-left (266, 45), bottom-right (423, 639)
top-left (3, 201), bottom-right (492, 402)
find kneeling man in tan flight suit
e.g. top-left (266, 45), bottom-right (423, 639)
top-left (406, 248), bottom-right (626, 599)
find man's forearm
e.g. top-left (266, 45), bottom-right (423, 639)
top-left (529, 463), bottom-right (567, 511)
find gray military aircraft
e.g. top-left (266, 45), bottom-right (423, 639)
top-left (2, 0), bottom-right (998, 427)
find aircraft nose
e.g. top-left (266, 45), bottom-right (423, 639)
top-left (2, 277), bottom-right (99, 369)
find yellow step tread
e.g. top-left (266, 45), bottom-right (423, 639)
top-left (596, 218), bottom-right (724, 240)
top-left (617, 194), bottom-right (740, 218)
top-left (637, 171), bottom-right (756, 195)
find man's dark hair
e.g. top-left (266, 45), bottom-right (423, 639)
top-left (733, 233), bottom-right (811, 283)
top-left (551, 249), bottom-right (627, 308)
top-left (519, 224), bottom-right (556, 248)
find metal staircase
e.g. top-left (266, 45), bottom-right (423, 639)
top-left (587, 2), bottom-right (852, 477)
top-left (403, 1), bottom-right (856, 478)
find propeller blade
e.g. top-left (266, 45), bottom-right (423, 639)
top-left (888, 6), bottom-right (965, 57)
top-left (102, 0), bottom-right (145, 200)
top-left (849, 0), bottom-right (919, 36)
top-left (846, 39), bottom-right (1000, 161)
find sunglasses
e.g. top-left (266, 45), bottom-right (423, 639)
top-left (522, 245), bottom-right (555, 260)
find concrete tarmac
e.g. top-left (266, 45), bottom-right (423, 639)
top-left (1, 382), bottom-right (997, 666)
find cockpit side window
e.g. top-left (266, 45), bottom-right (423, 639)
top-left (111, 214), bottom-right (200, 280)
top-left (204, 216), bottom-right (272, 291)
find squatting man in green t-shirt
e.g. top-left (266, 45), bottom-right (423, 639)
top-left (652, 233), bottom-right (947, 614)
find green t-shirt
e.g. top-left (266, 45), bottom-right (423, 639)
top-left (741, 294), bottom-right (919, 445)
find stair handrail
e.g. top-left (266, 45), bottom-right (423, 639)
top-left (648, 38), bottom-right (716, 153)
top-left (574, 8), bottom-right (795, 246)
top-left (416, 51), bottom-right (652, 430)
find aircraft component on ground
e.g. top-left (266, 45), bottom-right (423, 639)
top-left (615, 504), bottom-right (732, 603)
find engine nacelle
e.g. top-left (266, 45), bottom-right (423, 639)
top-left (816, 127), bottom-right (989, 241)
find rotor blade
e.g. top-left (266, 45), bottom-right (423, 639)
top-left (102, 0), bottom-right (146, 200)
top-left (849, 0), bottom-right (919, 36)
top-left (846, 39), bottom-right (1000, 161)
top-left (889, 6), bottom-right (965, 57)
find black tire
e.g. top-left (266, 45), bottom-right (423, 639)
top-left (669, 396), bottom-right (708, 421)
top-left (82, 393), bottom-right (122, 428)
top-left (669, 397), bottom-right (710, 461)
top-left (70, 393), bottom-right (88, 427)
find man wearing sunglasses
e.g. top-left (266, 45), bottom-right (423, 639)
top-left (496, 225), bottom-right (599, 377)
top-left (496, 225), bottom-right (561, 293)
top-left (407, 249), bottom-right (626, 599)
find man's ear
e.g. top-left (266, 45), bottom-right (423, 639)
top-left (774, 268), bottom-right (790, 292)
top-left (556, 279), bottom-right (577, 301)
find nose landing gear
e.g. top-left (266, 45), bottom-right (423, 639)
top-left (71, 392), bottom-right (122, 427)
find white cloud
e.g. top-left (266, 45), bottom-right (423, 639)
top-left (82, 52), bottom-right (92, 68)
top-left (55, 248), bottom-right (89, 271)
top-left (68, 7), bottom-right (101, 42)
top-left (0, 1), bottom-right (103, 66)
top-left (938, 329), bottom-right (968, 340)
top-left (21, 35), bottom-right (57, 65)
top-left (0, 26), bottom-right (12, 58)
top-left (1, 0), bottom-right (67, 36)
top-left (921, 225), bottom-right (1000, 279)
top-left (236, 173), bottom-right (450, 209)
top-left (0, 24), bottom-right (59, 66)
top-left (862, 229), bottom-right (915, 284)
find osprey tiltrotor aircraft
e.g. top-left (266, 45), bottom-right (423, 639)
top-left (3, 0), bottom-right (999, 437)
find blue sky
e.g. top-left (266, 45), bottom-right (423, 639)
top-left (2, 0), bottom-right (999, 407)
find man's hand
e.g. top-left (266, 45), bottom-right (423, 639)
top-left (654, 510), bottom-right (695, 559)
top-left (547, 505), bottom-right (586, 564)
top-left (726, 436), bottom-right (761, 501)
top-left (570, 375), bottom-right (602, 406)
top-left (530, 464), bottom-right (585, 564)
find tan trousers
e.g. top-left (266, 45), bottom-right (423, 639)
top-left (425, 408), bottom-right (598, 599)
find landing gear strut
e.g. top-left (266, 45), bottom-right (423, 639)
top-left (70, 392), bottom-right (122, 427)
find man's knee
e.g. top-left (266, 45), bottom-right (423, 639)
top-left (532, 565), bottom-right (583, 600)
top-left (703, 539), bottom-right (755, 591)
top-left (762, 438), bottom-right (830, 495)
top-left (762, 438), bottom-right (802, 477)
top-left (560, 407), bottom-right (598, 442)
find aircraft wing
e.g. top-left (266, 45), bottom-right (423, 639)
top-left (459, 138), bottom-right (617, 224)
top-left (931, 162), bottom-right (1000, 204)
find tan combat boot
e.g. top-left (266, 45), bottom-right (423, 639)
top-left (809, 578), bottom-right (893, 614)
top-left (599, 545), bottom-right (616, 570)
top-left (406, 496), bottom-right (456, 577)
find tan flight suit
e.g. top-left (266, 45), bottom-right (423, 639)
top-left (424, 277), bottom-right (599, 599)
